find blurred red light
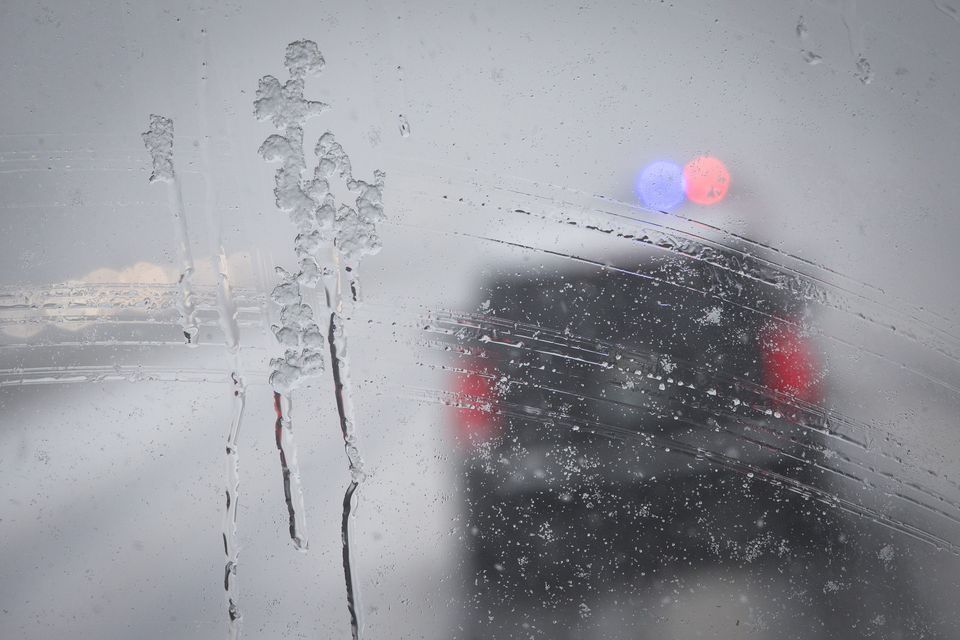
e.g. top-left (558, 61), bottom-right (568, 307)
top-left (452, 356), bottom-right (500, 444)
top-left (683, 156), bottom-right (730, 205)
top-left (760, 322), bottom-right (821, 405)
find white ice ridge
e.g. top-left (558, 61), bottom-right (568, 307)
top-left (142, 114), bottom-right (175, 183)
top-left (267, 267), bottom-right (327, 394)
top-left (255, 40), bottom-right (385, 394)
top-left (141, 114), bottom-right (199, 345)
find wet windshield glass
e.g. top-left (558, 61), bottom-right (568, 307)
top-left (2, 1), bottom-right (959, 638)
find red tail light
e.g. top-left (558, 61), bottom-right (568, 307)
top-left (451, 355), bottom-right (501, 445)
top-left (759, 321), bottom-right (822, 405)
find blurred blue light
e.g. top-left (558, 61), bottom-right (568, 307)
top-left (636, 161), bottom-right (686, 211)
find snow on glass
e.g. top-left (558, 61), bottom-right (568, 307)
top-left (255, 39), bottom-right (385, 640)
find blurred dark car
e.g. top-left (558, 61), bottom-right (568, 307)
top-left (448, 250), bottom-right (929, 639)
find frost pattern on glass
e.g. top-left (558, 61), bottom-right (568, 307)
top-left (255, 39), bottom-right (386, 640)
top-left (253, 40), bottom-right (328, 557)
top-left (141, 114), bottom-right (175, 183)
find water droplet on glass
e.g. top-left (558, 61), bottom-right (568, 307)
top-left (801, 50), bottom-right (823, 66)
top-left (855, 55), bottom-right (874, 84)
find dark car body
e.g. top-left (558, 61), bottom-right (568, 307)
top-left (446, 251), bottom-right (928, 639)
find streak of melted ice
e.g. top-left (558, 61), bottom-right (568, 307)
top-left (141, 114), bottom-right (199, 346)
top-left (144, 112), bottom-right (246, 638)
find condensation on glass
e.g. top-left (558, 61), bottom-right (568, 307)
top-left (1, 1), bottom-right (959, 639)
